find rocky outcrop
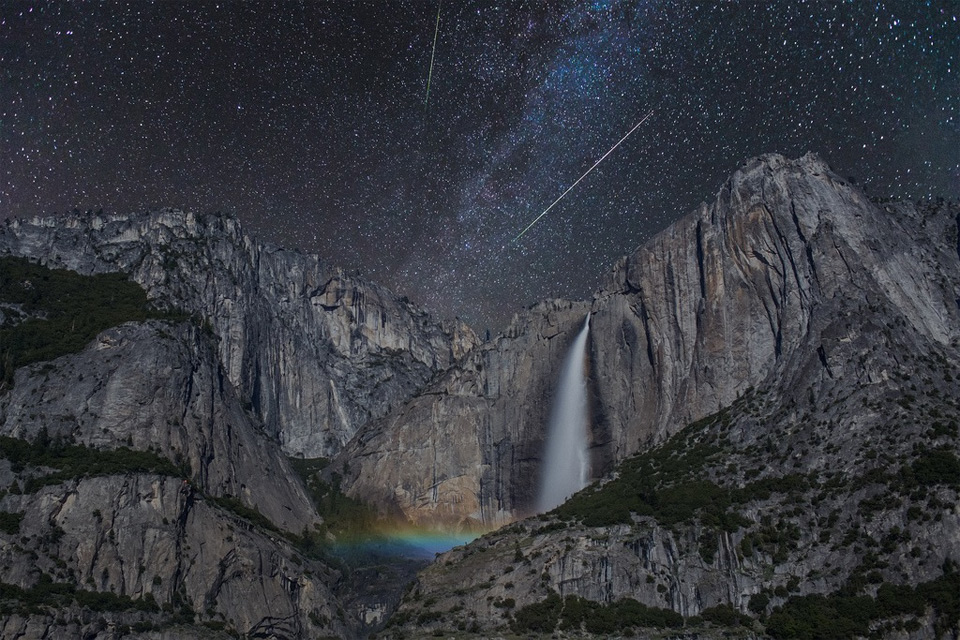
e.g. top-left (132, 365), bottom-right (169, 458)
top-left (336, 153), bottom-right (960, 529)
top-left (0, 321), bottom-right (318, 533)
top-left (0, 321), bottom-right (357, 637)
top-left (0, 211), bottom-right (476, 457)
top-left (370, 154), bottom-right (960, 637)
top-left (1, 474), bottom-right (346, 639)
top-left (590, 153), bottom-right (960, 459)
top-left (387, 306), bottom-right (960, 637)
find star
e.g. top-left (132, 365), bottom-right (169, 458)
top-left (1, 1), bottom-right (956, 333)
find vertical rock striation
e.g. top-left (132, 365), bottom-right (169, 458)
top-left (0, 321), bottom-right (355, 637)
top-left (590, 152), bottom-right (960, 459)
top-left (336, 299), bottom-right (591, 529)
top-left (0, 210), bottom-right (476, 457)
top-left (0, 321), bottom-right (319, 534)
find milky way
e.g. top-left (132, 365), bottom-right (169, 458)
top-left (2, 1), bottom-right (957, 331)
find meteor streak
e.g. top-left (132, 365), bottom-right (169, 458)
top-left (512, 110), bottom-right (654, 243)
top-left (423, 0), bottom-right (442, 110)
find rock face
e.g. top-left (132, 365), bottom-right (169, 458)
top-left (336, 153), bottom-right (960, 529)
top-left (0, 321), bottom-right (318, 534)
top-left (0, 321), bottom-right (352, 638)
top-left (378, 156), bottom-right (960, 638)
top-left (2, 153), bottom-right (958, 639)
top-left (0, 210), bottom-right (475, 458)
top-left (1, 475), bottom-right (346, 639)
top-left (589, 152), bottom-right (959, 457)
top-left (336, 298), bottom-right (591, 529)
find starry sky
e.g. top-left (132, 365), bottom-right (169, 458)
top-left (2, 1), bottom-right (958, 332)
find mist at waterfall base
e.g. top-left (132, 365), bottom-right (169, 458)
top-left (327, 527), bottom-right (479, 562)
top-left (538, 315), bottom-right (592, 513)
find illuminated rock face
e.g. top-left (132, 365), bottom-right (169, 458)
top-left (0, 321), bottom-right (351, 637)
top-left (371, 156), bottom-right (960, 637)
top-left (2, 153), bottom-right (958, 638)
top-left (0, 209), bottom-right (476, 458)
top-left (336, 153), bottom-right (960, 531)
top-left (0, 321), bottom-right (321, 534)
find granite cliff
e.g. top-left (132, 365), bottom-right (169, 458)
top-left (1, 153), bottom-right (958, 639)
top-left (336, 153), bottom-right (960, 529)
top-left (365, 155), bottom-right (960, 638)
top-left (0, 210), bottom-right (476, 458)
top-left (0, 319), bottom-right (353, 638)
top-left (0, 210), bottom-right (473, 638)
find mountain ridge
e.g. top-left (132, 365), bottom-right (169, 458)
top-left (0, 153), bottom-right (957, 639)
top-left (0, 208), bottom-right (476, 458)
top-left (372, 154), bottom-right (960, 638)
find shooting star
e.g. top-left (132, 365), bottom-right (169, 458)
top-left (424, 0), bottom-right (442, 110)
top-left (512, 110), bottom-right (654, 243)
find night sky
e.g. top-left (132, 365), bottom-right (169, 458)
top-left (2, 2), bottom-right (957, 332)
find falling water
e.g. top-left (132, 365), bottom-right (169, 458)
top-left (537, 314), bottom-right (591, 513)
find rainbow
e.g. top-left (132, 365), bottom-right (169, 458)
top-left (328, 524), bottom-right (484, 560)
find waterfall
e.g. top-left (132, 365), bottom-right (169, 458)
top-left (537, 314), bottom-right (591, 513)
